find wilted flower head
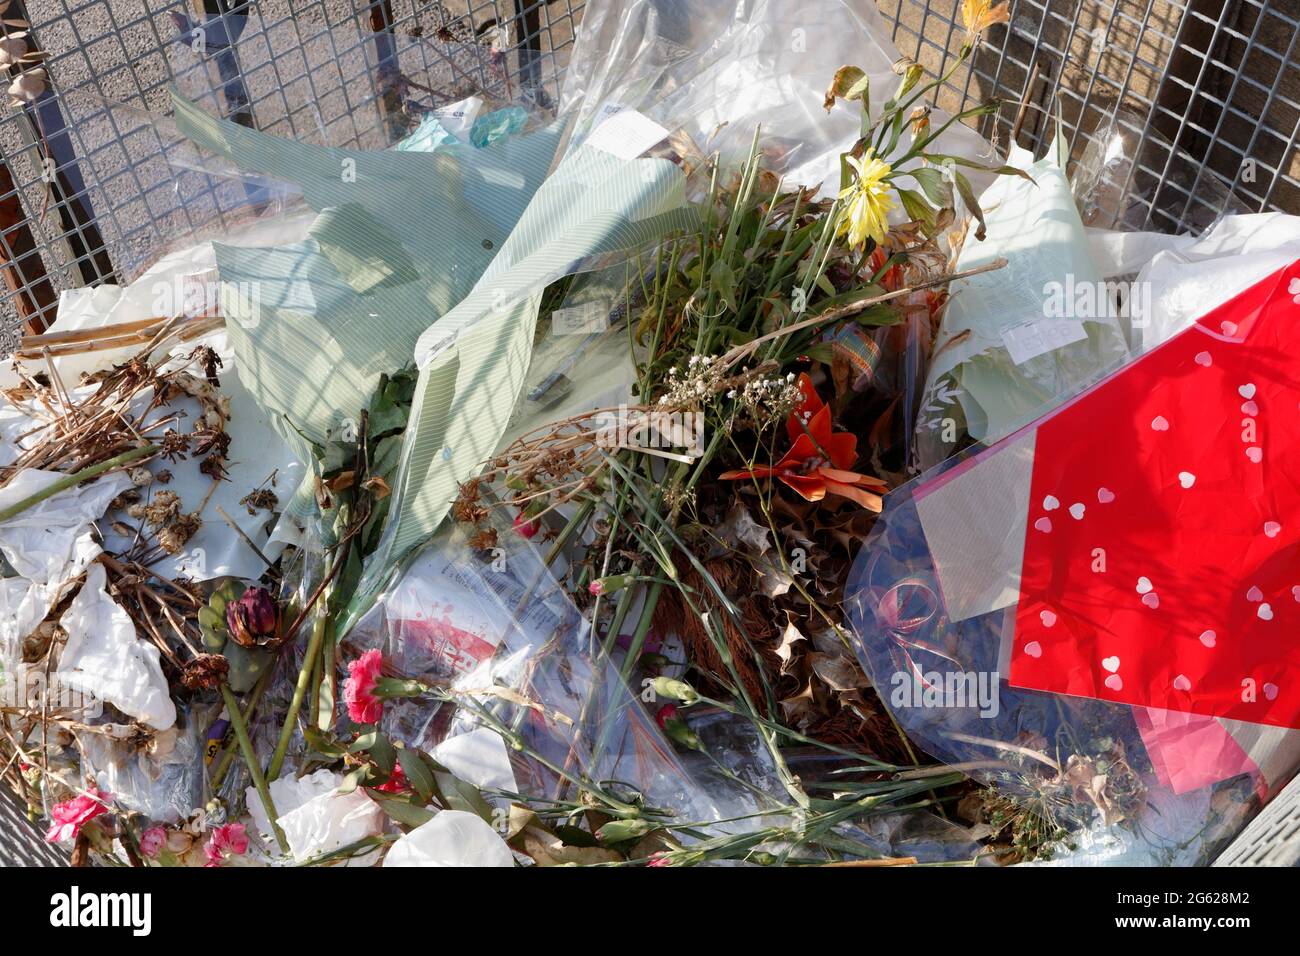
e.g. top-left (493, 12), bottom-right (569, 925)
top-left (181, 653), bottom-right (230, 690)
top-left (512, 511), bottom-right (539, 539)
top-left (203, 822), bottom-right (249, 867)
top-left (139, 826), bottom-right (167, 859)
top-left (45, 788), bottom-right (110, 844)
top-left (961, 0), bottom-right (1010, 41)
top-left (225, 586), bottom-right (280, 648)
top-left (344, 649), bottom-right (386, 725)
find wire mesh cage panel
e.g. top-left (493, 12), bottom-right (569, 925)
top-left (880, 0), bottom-right (1300, 234)
top-left (0, 0), bottom-right (585, 351)
top-left (1, 1), bottom-right (1298, 347)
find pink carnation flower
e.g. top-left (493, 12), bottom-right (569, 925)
top-left (44, 788), bottom-right (110, 844)
top-left (344, 648), bottom-right (386, 725)
top-left (139, 826), bottom-right (167, 859)
top-left (203, 822), bottom-right (249, 867)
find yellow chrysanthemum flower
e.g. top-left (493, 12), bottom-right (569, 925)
top-left (961, 0), bottom-right (1010, 39)
top-left (836, 150), bottom-right (896, 250)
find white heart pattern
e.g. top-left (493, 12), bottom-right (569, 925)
top-left (1069, 503), bottom-right (1086, 520)
top-left (1097, 487), bottom-right (1115, 504)
top-left (1151, 415), bottom-right (1170, 431)
top-left (1265, 521), bottom-right (1282, 538)
top-left (1247, 447), bottom-right (1263, 463)
top-left (1042, 495), bottom-right (1060, 511)
top-left (1242, 400), bottom-right (1259, 416)
top-left (1178, 471), bottom-right (1196, 489)
top-left (1040, 610), bottom-right (1058, 628)
top-left (1264, 683), bottom-right (1280, 701)
top-left (1173, 674), bottom-right (1192, 691)
top-left (1024, 641), bottom-right (1042, 658)
top-left (1102, 656), bottom-right (1121, 673)
top-left (1259, 603), bottom-right (1274, 621)
top-left (1247, 586), bottom-right (1264, 602)
top-left (1136, 577), bottom-right (1154, 594)
top-left (1293, 586), bottom-right (1300, 602)
top-left (1199, 629), bottom-right (1217, 648)
top-left (1221, 321), bottom-right (1238, 336)
top-left (1104, 674), bottom-right (1124, 691)
top-left (1142, 592), bottom-right (1160, 609)
top-left (1194, 351), bottom-right (1213, 367)
top-left (1239, 383), bottom-right (1256, 400)
top-left (1034, 517), bottom-right (1053, 533)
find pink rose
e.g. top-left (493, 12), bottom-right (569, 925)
top-left (44, 788), bottom-right (110, 844)
top-left (344, 649), bottom-right (386, 725)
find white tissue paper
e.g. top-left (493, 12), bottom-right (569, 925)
top-left (245, 768), bottom-right (343, 846)
top-left (383, 809), bottom-right (514, 867)
top-left (56, 563), bottom-right (176, 729)
top-left (0, 470), bottom-right (133, 672)
top-left (0, 469), bottom-right (131, 584)
top-left (431, 727), bottom-right (518, 799)
top-left (274, 783), bottom-right (386, 865)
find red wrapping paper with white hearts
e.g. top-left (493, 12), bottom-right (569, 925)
top-left (910, 259), bottom-right (1300, 795)
top-left (1009, 260), bottom-right (1300, 730)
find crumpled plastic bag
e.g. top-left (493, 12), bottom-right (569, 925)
top-left (78, 715), bottom-right (203, 825)
top-left (559, 0), bottom-right (997, 196)
top-left (56, 563), bottom-right (176, 730)
top-left (383, 809), bottom-right (514, 867)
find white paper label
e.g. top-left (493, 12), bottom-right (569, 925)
top-left (551, 301), bottom-right (609, 336)
top-left (585, 107), bottom-right (669, 160)
top-left (434, 95), bottom-right (483, 138)
top-left (1000, 318), bottom-right (1087, 365)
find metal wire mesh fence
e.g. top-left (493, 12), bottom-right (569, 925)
top-left (2, 2), bottom-right (1299, 354)
top-left (0, 0), bottom-right (585, 351)
top-left (880, 0), bottom-right (1300, 234)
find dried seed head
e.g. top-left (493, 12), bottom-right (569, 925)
top-left (158, 512), bottom-right (201, 554)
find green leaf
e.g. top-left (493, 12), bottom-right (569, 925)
top-left (427, 757), bottom-right (496, 823)
top-left (952, 170), bottom-right (988, 241)
top-left (304, 725), bottom-right (347, 758)
top-left (371, 793), bottom-right (435, 830)
top-left (336, 766), bottom-right (368, 795)
top-left (896, 187), bottom-right (937, 231)
top-left (907, 166), bottom-right (953, 209)
top-left (850, 304), bottom-right (900, 327)
top-left (709, 259), bottom-right (739, 313)
top-left (396, 747), bottom-right (436, 802)
top-left (347, 728), bottom-right (379, 753)
top-left (923, 152), bottom-right (1035, 183)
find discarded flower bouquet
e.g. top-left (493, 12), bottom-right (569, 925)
top-left (1, 0), bottom-right (1291, 868)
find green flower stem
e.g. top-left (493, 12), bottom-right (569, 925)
top-left (0, 444), bottom-right (158, 522)
top-left (266, 606), bottom-right (330, 781)
top-left (219, 683), bottom-right (287, 853)
top-left (211, 665), bottom-right (275, 789)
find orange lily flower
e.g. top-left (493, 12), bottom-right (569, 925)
top-left (720, 374), bottom-right (888, 510)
